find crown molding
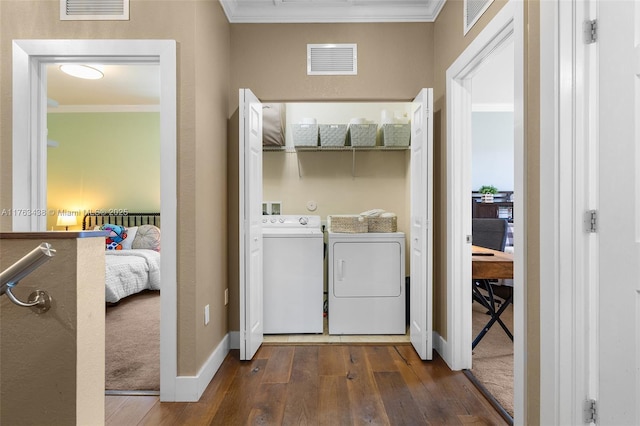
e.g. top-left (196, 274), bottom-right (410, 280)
top-left (220, 0), bottom-right (446, 23)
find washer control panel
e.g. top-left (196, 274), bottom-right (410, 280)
top-left (262, 215), bottom-right (321, 228)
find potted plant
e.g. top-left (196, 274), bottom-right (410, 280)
top-left (479, 185), bottom-right (498, 203)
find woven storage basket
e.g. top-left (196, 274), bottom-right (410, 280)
top-left (381, 123), bottom-right (411, 147)
top-left (292, 123), bottom-right (319, 147)
top-left (329, 215), bottom-right (368, 233)
top-left (319, 124), bottom-right (347, 147)
top-left (348, 123), bottom-right (377, 147)
top-left (368, 216), bottom-right (398, 233)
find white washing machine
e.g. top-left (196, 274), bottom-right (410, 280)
top-left (328, 230), bottom-right (406, 334)
top-left (263, 215), bottom-right (324, 334)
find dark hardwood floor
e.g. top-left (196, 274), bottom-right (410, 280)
top-left (106, 344), bottom-right (508, 425)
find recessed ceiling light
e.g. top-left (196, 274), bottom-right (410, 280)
top-left (59, 64), bottom-right (104, 80)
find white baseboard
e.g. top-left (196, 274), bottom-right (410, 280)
top-left (172, 333), bottom-right (230, 402)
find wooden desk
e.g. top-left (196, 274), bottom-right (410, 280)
top-left (472, 245), bottom-right (513, 279)
top-left (471, 245), bottom-right (514, 349)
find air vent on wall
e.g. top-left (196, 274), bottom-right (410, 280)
top-left (60, 0), bottom-right (129, 20)
top-left (464, 0), bottom-right (493, 35)
top-left (307, 44), bottom-right (357, 76)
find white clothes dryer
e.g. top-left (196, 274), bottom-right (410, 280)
top-left (328, 230), bottom-right (406, 334)
top-left (263, 215), bottom-right (324, 334)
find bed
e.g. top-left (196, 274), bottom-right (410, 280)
top-left (83, 212), bottom-right (161, 303)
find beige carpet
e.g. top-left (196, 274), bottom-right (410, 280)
top-left (105, 290), bottom-right (160, 391)
top-left (471, 299), bottom-right (514, 417)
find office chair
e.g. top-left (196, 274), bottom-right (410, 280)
top-left (472, 218), bottom-right (508, 252)
top-left (471, 218), bottom-right (513, 348)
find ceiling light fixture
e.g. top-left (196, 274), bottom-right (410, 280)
top-left (59, 64), bottom-right (104, 80)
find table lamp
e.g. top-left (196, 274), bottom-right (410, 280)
top-left (57, 213), bottom-right (77, 231)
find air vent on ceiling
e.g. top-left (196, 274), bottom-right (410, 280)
top-left (307, 44), bottom-right (357, 76)
top-left (60, 0), bottom-right (129, 21)
top-left (464, 0), bottom-right (493, 35)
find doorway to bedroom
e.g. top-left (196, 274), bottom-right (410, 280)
top-left (46, 63), bottom-right (162, 395)
top-left (12, 39), bottom-right (178, 401)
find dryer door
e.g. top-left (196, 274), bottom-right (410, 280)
top-left (333, 241), bottom-right (402, 298)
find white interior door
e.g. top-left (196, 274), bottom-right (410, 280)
top-left (596, 2), bottom-right (640, 423)
top-left (239, 88), bottom-right (263, 360)
top-left (410, 88), bottom-right (433, 360)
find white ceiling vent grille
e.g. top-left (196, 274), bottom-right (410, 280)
top-left (307, 44), bottom-right (357, 76)
top-left (463, 0), bottom-right (493, 35)
top-left (60, 0), bottom-right (129, 20)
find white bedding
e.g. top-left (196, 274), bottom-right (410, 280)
top-left (105, 249), bottom-right (161, 303)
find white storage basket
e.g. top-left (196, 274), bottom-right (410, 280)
top-left (292, 123), bottom-right (319, 147)
top-left (381, 123), bottom-right (411, 147)
top-left (348, 123), bottom-right (377, 147)
top-left (319, 124), bottom-right (347, 147)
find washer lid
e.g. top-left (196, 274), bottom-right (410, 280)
top-left (263, 228), bottom-right (323, 237)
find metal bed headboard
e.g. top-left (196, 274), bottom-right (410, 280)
top-left (82, 212), bottom-right (160, 230)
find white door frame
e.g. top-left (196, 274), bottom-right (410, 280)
top-left (444, 1), bottom-right (526, 422)
top-left (12, 40), bottom-right (179, 401)
top-left (539, 0), bottom-right (597, 423)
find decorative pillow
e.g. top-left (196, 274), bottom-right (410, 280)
top-left (262, 103), bottom-right (286, 146)
top-left (120, 226), bottom-right (138, 250)
top-left (132, 224), bottom-right (161, 251)
top-left (100, 224), bottom-right (128, 250)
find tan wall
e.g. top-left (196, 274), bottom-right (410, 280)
top-left (0, 0), bottom-right (231, 375)
top-left (227, 22), bottom-right (435, 331)
top-left (194, 0), bottom-right (231, 365)
top-left (0, 233), bottom-right (105, 425)
top-left (263, 150), bottom-right (410, 227)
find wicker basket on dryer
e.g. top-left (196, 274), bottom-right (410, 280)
top-left (328, 215), bottom-right (368, 233)
top-left (368, 216), bottom-right (398, 233)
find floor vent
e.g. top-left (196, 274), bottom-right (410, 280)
top-left (464, 0), bottom-right (493, 35)
top-left (60, 0), bottom-right (129, 20)
top-left (307, 44), bottom-right (357, 76)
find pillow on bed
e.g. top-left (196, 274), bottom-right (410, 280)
top-left (132, 224), bottom-right (161, 251)
top-left (120, 226), bottom-right (138, 250)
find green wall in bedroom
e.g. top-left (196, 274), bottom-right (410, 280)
top-left (46, 112), bottom-right (160, 230)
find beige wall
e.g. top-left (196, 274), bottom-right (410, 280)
top-left (0, 0), bottom-right (231, 375)
top-left (227, 22), bottom-right (435, 331)
top-left (263, 149), bottom-right (410, 226)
